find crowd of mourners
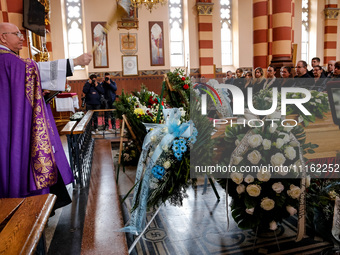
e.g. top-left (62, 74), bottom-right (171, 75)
top-left (224, 57), bottom-right (340, 94)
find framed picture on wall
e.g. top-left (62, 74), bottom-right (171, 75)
top-left (149, 21), bottom-right (164, 66)
top-left (117, 5), bottom-right (139, 30)
top-left (120, 33), bottom-right (137, 55)
top-left (122, 55), bottom-right (138, 76)
top-left (91, 22), bottom-right (109, 68)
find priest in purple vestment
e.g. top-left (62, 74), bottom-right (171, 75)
top-left (0, 22), bottom-right (92, 210)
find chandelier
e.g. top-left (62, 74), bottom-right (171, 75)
top-left (131, 0), bottom-right (167, 12)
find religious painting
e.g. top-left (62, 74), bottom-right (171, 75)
top-left (120, 33), bottom-right (137, 55)
top-left (91, 22), bottom-right (109, 68)
top-left (117, 5), bottom-right (139, 30)
top-left (149, 22), bottom-right (164, 66)
top-left (122, 55), bottom-right (138, 76)
top-left (124, 4), bottom-right (138, 20)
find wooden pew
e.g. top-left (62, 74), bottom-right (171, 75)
top-left (0, 194), bottom-right (56, 254)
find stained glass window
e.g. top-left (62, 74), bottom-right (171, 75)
top-left (169, 0), bottom-right (184, 67)
top-left (220, 0), bottom-right (232, 65)
top-left (65, 0), bottom-right (84, 63)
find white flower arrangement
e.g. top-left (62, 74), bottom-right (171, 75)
top-left (224, 119), bottom-right (310, 231)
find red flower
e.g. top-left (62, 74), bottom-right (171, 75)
top-left (183, 84), bottom-right (189, 90)
top-left (181, 77), bottom-right (186, 81)
top-left (136, 105), bottom-right (139, 108)
top-left (154, 98), bottom-right (158, 102)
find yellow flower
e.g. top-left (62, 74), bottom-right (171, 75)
top-left (134, 108), bottom-right (145, 115)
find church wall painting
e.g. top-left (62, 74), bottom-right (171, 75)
top-left (91, 21), bottom-right (109, 68)
top-left (149, 21), bottom-right (164, 66)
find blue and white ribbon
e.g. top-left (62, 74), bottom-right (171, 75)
top-left (121, 108), bottom-right (192, 235)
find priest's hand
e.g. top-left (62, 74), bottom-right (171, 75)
top-left (73, 53), bottom-right (92, 66)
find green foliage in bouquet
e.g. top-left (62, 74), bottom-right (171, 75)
top-left (253, 89), bottom-right (330, 126)
top-left (114, 90), bottom-right (148, 148)
top-left (190, 95), bottom-right (216, 169)
top-left (252, 89), bottom-right (278, 111)
top-left (218, 120), bottom-right (318, 230)
top-left (132, 85), bottom-right (162, 111)
top-left (285, 90), bottom-right (329, 126)
top-left (306, 179), bottom-right (340, 241)
top-left (166, 68), bottom-right (191, 110)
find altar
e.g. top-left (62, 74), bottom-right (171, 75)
top-left (52, 92), bottom-right (79, 132)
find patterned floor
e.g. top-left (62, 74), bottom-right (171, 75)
top-left (122, 184), bottom-right (334, 255)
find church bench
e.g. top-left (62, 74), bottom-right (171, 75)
top-left (0, 194), bottom-right (56, 254)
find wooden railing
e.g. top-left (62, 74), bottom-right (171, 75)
top-left (61, 111), bottom-right (95, 188)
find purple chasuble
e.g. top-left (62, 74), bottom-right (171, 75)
top-left (0, 48), bottom-right (73, 198)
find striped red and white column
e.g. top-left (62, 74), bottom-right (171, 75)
top-left (323, 1), bottom-right (339, 64)
top-left (267, 0), bottom-right (273, 64)
top-left (291, 0), bottom-right (295, 44)
top-left (196, 1), bottom-right (214, 79)
top-left (271, 0), bottom-right (292, 62)
top-left (0, 0), bottom-right (9, 23)
top-left (2, 0), bottom-right (30, 58)
top-left (253, 0), bottom-right (268, 69)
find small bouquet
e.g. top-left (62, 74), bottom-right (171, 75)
top-left (166, 68), bottom-right (191, 92)
top-left (306, 179), bottom-right (340, 241)
top-left (122, 141), bottom-right (139, 166)
top-left (166, 68), bottom-right (191, 109)
top-left (70, 111), bottom-right (84, 121)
